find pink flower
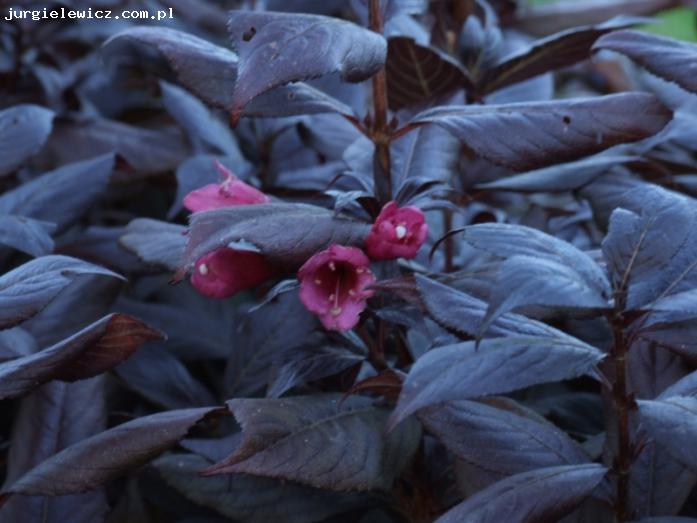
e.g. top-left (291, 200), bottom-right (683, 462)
top-left (298, 245), bottom-right (375, 331)
top-left (365, 201), bottom-right (428, 260)
top-left (191, 248), bottom-right (274, 299)
top-left (183, 160), bottom-right (269, 212)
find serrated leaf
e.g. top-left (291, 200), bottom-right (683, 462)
top-left (385, 37), bottom-right (470, 110)
top-left (155, 453), bottom-right (371, 523)
top-left (179, 203), bottom-right (369, 274)
top-left (435, 464), bottom-right (607, 523)
top-left (601, 186), bottom-right (697, 309)
top-left (594, 30), bottom-right (697, 94)
top-left (477, 155), bottom-right (639, 193)
top-left (227, 10), bottom-right (386, 119)
top-left (413, 274), bottom-right (573, 339)
top-left (204, 395), bottom-right (420, 491)
top-left (0, 105), bottom-right (54, 177)
top-left (411, 94), bottom-right (672, 171)
top-left (120, 219), bottom-right (187, 272)
top-left (461, 223), bottom-right (610, 295)
top-left (480, 16), bottom-right (646, 95)
top-left (637, 397), bottom-right (697, 472)
top-left (0, 255), bottom-right (123, 330)
top-left (0, 407), bottom-right (219, 505)
top-left (241, 82), bottom-right (356, 118)
top-left (480, 255), bottom-right (609, 335)
top-left (420, 398), bottom-right (589, 482)
top-left (268, 344), bottom-right (364, 398)
top-left (0, 314), bottom-right (162, 400)
top-left (103, 26), bottom-right (239, 110)
top-left (390, 335), bottom-right (604, 428)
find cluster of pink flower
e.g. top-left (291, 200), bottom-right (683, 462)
top-left (184, 161), bottom-right (428, 332)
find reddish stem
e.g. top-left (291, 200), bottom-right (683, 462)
top-left (368, 0), bottom-right (392, 203)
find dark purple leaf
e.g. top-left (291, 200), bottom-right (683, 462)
top-left (630, 435), bottom-right (696, 519)
top-left (0, 216), bottom-right (55, 257)
top-left (155, 453), bottom-right (371, 523)
top-left (0, 328), bottom-right (35, 362)
top-left (56, 226), bottom-right (145, 276)
top-left (461, 223), bottom-right (610, 295)
top-left (478, 255), bottom-right (609, 335)
top-left (390, 335), bottom-right (604, 428)
top-left (477, 155), bottom-right (640, 193)
top-left (411, 94), bottom-right (672, 171)
top-left (420, 397), bottom-right (589, 482)
top-left (103, 26), bottom-right (239, 110)
top-left (0, 379), bottom-right (108, 523)
top-left (43, 118), bottom-right (187, 175)
top-left (391, 124), bottom-right (459, 196)
top-left (435, 464), bottom-right (607, 523)
top-left (115, 344), bottom-right (216, 410)
top-left (159, 80), bottom-right (244, 156)
top-left (227, 10), bottom-right (386, 119)
top-left (225, 290), bottom-right (318, 397)
top-left (385, 37), bottom-right (470, 110)
top-left (661, 368), bottom-right (697, 399)
top-left (594, 30), bottom-right (697, 94)
top-left (637, 397), bottom-right (697, 472)
top-left (0, 313), bottom-right (162, 400)
top-left (0, 154), bottom-right (114, 234)
top-left (601, 185), bottom-right (697, 309)
top-left (241, 82), bottom-right (356, 119)
top-left (413, 274), bottom-right (572, 339)
top-left (204, 395), bottom-right (420, 491)
top-left (480, 16), bottom-right (646, 95)
top-left (0, 407), bottom-right (219, 504)
top-left (0, 255), bottom-right (122, 330)
top-left (179, 203), bottom-right (369, 274)
top-left (0, 105), bottom-right (54, 177)
top-left (120, 219), bottom-right (187, 272)
top-left (513, 0), bottom-right (678, 36)
top-left (268, 344), bottom-right (365, 398)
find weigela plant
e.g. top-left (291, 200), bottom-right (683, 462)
top-left (3, 1), bottom-right (697, 522)
top-left (298, 244), bottom-right (376, 331)
top-left (365, 201), bottom-right (428, 260)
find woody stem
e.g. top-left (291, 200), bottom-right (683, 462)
top-left (368, 0), bottom-right (392, 204)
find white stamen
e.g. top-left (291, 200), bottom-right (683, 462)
top-left (330, 306), bottom-right (342, 316)
top-left (329, 293), bottom-right (336, 301)
top-left (198, 264), bottom-right (209, 276)
top-left (314, 279), bottom-right (322, 285)
top-left (348, 289), bottom-right (356, 297)
top-left (395, 224), bottom-right (408, 239)
top-left (329, 261), bottom-right (336, 271)
top-left (356, 268), bottom-right (364, 274)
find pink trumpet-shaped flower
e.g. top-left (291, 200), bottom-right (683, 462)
top-left (191, 248), bottom-right (274, 299)
top-left (183, 160), bottom-right (269, 212)
top-left (365, 201), bottom-right (428, 260)
top-left (298, 245), bottom-right (375, 331)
